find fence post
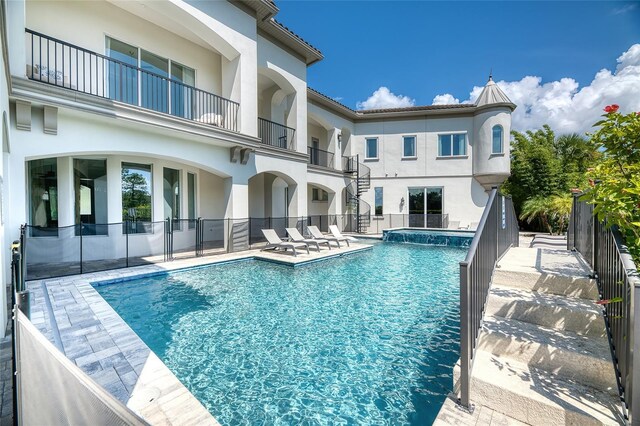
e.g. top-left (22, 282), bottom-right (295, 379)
top-left (79, 222), bottom-right (83, 274)
top-left (125, 220), bottom-right (129, 268)
top-left (459, 261), bottom-right (471, 409)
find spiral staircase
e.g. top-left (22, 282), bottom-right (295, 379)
top-left (343, 155), bottom-right (371, 233)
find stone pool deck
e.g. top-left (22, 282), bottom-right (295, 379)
top-left (25, 242), bottom-right (371, 425)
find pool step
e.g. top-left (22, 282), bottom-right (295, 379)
top-left (477, 316), bottom-right (617, 394)
top-left (456, 350), bottom-right (622, 426)
top-left (493, 247), bottom-right (598, 300)
top-left (485, 284), bottom-right (606, 337)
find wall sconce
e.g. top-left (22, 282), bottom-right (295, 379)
top-left (337, 134), bottom-right (342, 143)
top-left (400, 197), bottom-right (405, 208)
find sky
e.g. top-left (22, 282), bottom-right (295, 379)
top-left (276, 1), bottom-right (640, 134)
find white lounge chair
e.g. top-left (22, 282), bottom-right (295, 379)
top-left (329, 225), bottom-right (353, 246)
top-left (307, 225), bottom-right (345, 248)
top-left (458, 222), bottom-right (469, 230)
top-left (469, 222), bottom-right (479, 231)
top-left (261, 229), bottom-right (309, 256)
top-left (447, 220), bottom-right (460, 230)
top-left (286, 227), bottom-right (331, 251)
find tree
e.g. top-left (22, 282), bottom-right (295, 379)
top-left (502, 125), bottom-right (598, 231)
top-left (519, 194), bottom-right (572, 235)
top-left (584, 105), bottom-right (640, 262)
top-left (122, 168), bottom-right (152, 221)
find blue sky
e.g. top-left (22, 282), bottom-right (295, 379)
top-left (277, 1), bottom-right (640, 133)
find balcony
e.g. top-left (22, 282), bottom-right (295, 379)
top-left (25, 29), bottom-right (239, 132)
top-left (257, 117), bottom-right (295, 150)
top-left (308, 147), bottom-right (335, 169)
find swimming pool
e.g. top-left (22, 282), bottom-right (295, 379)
top-left (95, 241), bottom-right (466, 425)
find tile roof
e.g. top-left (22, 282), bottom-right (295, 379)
top-left (356, 104), bottom-right (475, 114)
top-left (271, 19), bottom-right (322, 57)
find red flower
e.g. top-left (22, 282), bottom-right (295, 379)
top-left (604, 104), bottom-right (620, 114)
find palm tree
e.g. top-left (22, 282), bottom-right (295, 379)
top-left (520, 197), bottom-right (553, 234)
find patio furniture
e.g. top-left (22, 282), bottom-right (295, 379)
top-left (261, 229), bottom-right (309, 256)
top-left (286, 227), bottom-right (331, 251)
top-left (328, 225), bottom-right (352, 247)
top-left (307, 225), bottom-right (344, 248)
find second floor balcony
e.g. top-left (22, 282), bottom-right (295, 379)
top-left (25, 29), bottom-right (239, 132)
top-left (257, 117), bottom-right (296, 150)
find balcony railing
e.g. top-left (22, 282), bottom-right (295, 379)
top-left (308, 147), bottom-right (335, 168)
top-left (257, 118), bottom-right (295, 150)
top-left (25, 29), bottom-right (239, 132)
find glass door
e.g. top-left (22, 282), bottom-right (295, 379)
top-left (426, 187), bottom-right (444, 228)
top-left (141, 50), bottom-right (169, 113)
top-left (170, 62), bottom-right (195, 119)
top-left (408, 188), bottom-right (424, 227)
top-left (106, 37), bottom-right (138, 105)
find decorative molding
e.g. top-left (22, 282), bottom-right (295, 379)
top-left (15, 100), bottom-right (31, 131)
top-left (230, 146), bottom-right (241, 163)
top-left (240, 148), bottom-right (251, 165)
top-left (43, 105), bottom-right (58, 135)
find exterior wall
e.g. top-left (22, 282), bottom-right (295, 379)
top-left (362, 176), bottom-right (487, 225)
top-left (25, 1), bottom-right (222, 95)
top-left (257, 35), bottom-right (307, 154)
top-left (473, 106), bottom-right (512, 188)
top-left (0, 8), bottom-right (10, 337)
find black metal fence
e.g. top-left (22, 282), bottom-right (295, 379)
top-left (25, 29), bottom-right (239, 132)
top-left (568, 194), bottom-right (640, 423)
top-left (22, 212), bottom-right (459, 281)
top-left (308, 147), bottom-right (335, 168)
top-left (458, 190), bottom-right (519, 408)
top-left (258, 117), bottom-right (296, 150)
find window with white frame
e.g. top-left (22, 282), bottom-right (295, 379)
top-left (365, 138), bottom-right (378, 159)
top-left (438, 134), bottom-right (467, 157)
top-left (492, 125), bottom-right (503, 154)
top-left (403, 136), bottom-right (416, 158)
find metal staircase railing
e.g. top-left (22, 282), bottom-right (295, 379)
top-left (343, 155), bottom-right (371, 233)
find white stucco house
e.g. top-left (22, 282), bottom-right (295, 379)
top-left (0, 0), bottom-right (515, 334)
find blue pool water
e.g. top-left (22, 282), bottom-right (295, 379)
top-left (95, 242), bottom-right (466, 425)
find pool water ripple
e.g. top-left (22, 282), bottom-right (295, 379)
top-left (96, 242), bottom-right (465, 425)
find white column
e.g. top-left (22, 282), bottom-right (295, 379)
top-left (57, 157), bottom-right (74, 227)
top-left (223, 176), bottom-right (249, 251)
top-left (329, 128), bottom-right (340, 170)
top-left (106, 156), bottom-right (122, 224)
top-left (152, 162), bottom-right (165, 222)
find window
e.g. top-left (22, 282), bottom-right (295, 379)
top-left (365, 138), bottom-right (378, 159)
top-left (74, 159), bottom-right (108, 235)
top-left (122, 163), bottom-right (152, 234)
top-left (374, 187), bottom-right (383, 215)
top-left (408, 187), bottom-right (445, 228)
top-left (188, 172), bottom-right (196, 229)
top-left (106, 37), bottom-right (195, 119)
top-left (28, 158), bottom-right (58, 236)
top-left (163, 168), bottom-right (180, 229)
top-left (492, 125), bottom-right (504, 154)
top-left (403, 136), bottom-right (416, 158)
top-left (438, 134), bottom-right (467, 157)
top-left (312, 188), bottom-right (328, 201)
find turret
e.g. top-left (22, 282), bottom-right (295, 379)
top-left (472, 76), bottom-right (516, 190)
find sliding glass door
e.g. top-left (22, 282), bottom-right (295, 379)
top-left (407, 187), bottom-right (444, 228)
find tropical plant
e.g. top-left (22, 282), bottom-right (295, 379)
top-left (519, 194), bottom-right (572, 235)
top-left (583, 105), bottom-right (640, 262)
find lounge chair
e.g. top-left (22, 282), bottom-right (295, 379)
top-left (286, 227), bottom-right (331, 251)
top-left (458, 222), bottom-right (469, 230)
top-left (469, 222), bottom-right (479, 231)
top-left (447, 220), bottom-right (460, 230)
top-left (307, 225), bottom-right (345, 248)
top-left (261, 229), bottom-right (309, 256)
top-left (329, 225), bottom-right (353, 246)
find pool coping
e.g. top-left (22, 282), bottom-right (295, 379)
top-left (25, 243), bottom-right (372, 425)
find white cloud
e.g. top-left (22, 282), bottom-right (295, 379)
top-left (612, 3), bottom-right (637, 15)
top-left (432, 43), bottom-right (640, 135)
top-left (356, 87), bottom-right (415, 110)
top-left (432, 94), bottom-right (460, 105)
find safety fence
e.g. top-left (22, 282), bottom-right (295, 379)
top-left (458, 190), bottom-right (520, 408)
top-left (568, 194), bottom-right (640, 423)
top-left (10, 232), bottom-right (149, 425)
top-left (23, 213), bottom-right (454, 280)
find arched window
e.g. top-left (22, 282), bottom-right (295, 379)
top-left (492, 125), bottom-right (503, 154)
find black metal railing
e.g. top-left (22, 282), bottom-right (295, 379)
top-left (458, 189), bottom-right (519, 408)
top-left (22, 213), bottom-right (466, 280)
top-left (258, 117), bottom-right (295, 150)
top-left (25, 29), bottom-right (239, 132)
top-left (568, 194), bottom-right (639, 423)
top-left (308, 147), bottom-right (335, 168)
